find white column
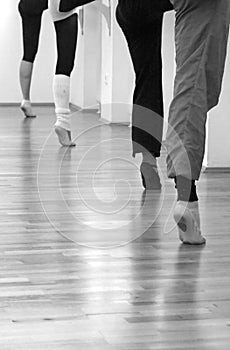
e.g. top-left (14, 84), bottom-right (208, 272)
top-left (71, 4), bottom-right (101, 109)
top-left (99, 0), bottom-right (114, 122)
top-left (99, 0), bottom-right (134, 124)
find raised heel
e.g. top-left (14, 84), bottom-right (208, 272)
top-left (55, 126), bottom-right (76, 147)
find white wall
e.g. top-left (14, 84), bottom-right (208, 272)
top-left (70, 17), bottom-right (85, 108)
top-left (0, 1), bottom-right (23, 103)
top-left (68, 4), bottom-right (101, 109)
top-left (205, 38), bottom-right (230, 168)
top-left (162, 12), bottom-right (176, 138)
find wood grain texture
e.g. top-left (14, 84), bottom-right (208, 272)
top-left (0, 106), bottom-right (230, 349)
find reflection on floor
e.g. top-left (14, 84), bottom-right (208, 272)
top-left (0, 106), bottom-right (230, 349)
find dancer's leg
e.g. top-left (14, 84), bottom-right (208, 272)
top-left (116, 0), bottom-right (173, 189)
top-left (19, 61), bottom-right (33, 103)
top-left (167, 0), bottom-right (229, 180)
top-left (166, 0), bottom-right (230, 244)
top-left (18, 1), bottom-right (45, 117)
top-left (52, 12), bottom-right (78, 146)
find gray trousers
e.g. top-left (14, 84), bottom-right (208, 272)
top-left (166, 0), bottom-right (230, 180)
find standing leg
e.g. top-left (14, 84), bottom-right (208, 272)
top-left (18, 2), bottom-right (44, 118)
top-left (166, 0), bottom-right (230, 244)
top-left (116, 0), bottom-right (172, 189)
top-left (19, 61), bottom-right (35, 117)
top-left (53, 14), bottom-right (78, 147)
top-left (49, 0), bottom-right (78, 146)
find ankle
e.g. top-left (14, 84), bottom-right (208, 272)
top-left (21, 99), bottom-right (31, 104)
top-left (175, 176), bottom-right (198, 202)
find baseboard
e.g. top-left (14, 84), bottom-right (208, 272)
top-left (99, 117), bottom-right (130, 126)
top-left (0, 102), bottom-right (54, 107)
top-left (81, 108), bottom-right (99, 113)
top-left (0, 103), bottom-right (98, 113)
top-left (70, 104), bottom-right (101, 114)
top-left (69, 103), bottom-right (81, 111)
top-left (204, 167), bottom-right (230, 173)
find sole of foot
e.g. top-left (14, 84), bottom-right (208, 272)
top-left (140, 162), bottom-right (161, 191)
top-left (55, 126), bottom-right (76, 147)
top-left (173, 201), bottom-right (206, 245)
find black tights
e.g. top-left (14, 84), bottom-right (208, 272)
top-left (116, 0), bottom-right (173, 157)
top-left (54, 14), bottom-right (78, 76)
top-left (19, 0), bottom-right (78, 76)
top-left (18, 0), bottom-right (47, 62)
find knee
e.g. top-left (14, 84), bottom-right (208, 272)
top-left (55, 61), bottom-right (73, 77)
top-left (22, 50), bottom-right (37, 63)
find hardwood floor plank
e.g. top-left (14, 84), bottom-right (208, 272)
top-left (0, 106), bottom-right (230, 348)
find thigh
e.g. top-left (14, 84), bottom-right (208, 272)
top-left (171, 1), bottom-right (228, 66)
top-left (18, 0), bottom-right (48, 16)
top-left (116, 0), bottom-right (172, 30)
top-left (19, 11), bottom-right (43, 62)
top-left (116, 0), bottom-right (173, 71)
top-left (117, 20), bottom-right (164, 84)
top-left (126, 20), bottom-right (163, 76)
top-left (171, 0), bottom-right (229, 95)
top-left (54, 14), bottom-right (78, 76)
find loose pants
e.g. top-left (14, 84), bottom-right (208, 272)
top-left (166, 0), bottom-right (230, 179)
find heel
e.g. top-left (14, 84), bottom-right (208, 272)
top-left (174, 202), bottom-right (206, 245)
top-left (20, 101), bottom-right (36, 118)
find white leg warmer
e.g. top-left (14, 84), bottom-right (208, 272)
top-left (53, 74), bottom-right (71, 131)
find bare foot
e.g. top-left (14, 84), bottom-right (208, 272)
top-left (174, 201), bottom-right (206, 245)
top-left (55, 126), bottom-right (76, 147)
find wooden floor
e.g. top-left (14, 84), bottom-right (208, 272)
top-left (0, 105), bottom-right (230, 349)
